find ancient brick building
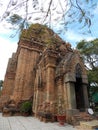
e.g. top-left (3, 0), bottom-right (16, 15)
top-left (0, 24), bottom-right (89, 117)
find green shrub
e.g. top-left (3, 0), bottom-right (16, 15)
top-left (20, 101), bottom-right (32, 114)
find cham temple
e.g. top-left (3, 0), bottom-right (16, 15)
top-left (0, 24), bottom-right (90, 123)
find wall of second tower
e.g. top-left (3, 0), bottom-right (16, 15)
top-left (11, 40), bottom-right (44, 102)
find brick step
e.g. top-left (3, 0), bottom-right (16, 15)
top-left (71, 112), bottom-right (95, 126)
top-left (75, 120), bottom-right (98, 130)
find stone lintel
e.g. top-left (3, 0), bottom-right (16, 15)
top-left (64, 73), bottom-right (88, 84)
top-left (64, 73), bottom-right (76, 83)
top-left (82, 74), bottom-right (88, 84)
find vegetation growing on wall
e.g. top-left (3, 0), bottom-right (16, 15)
top-left (20, 23), bottom-right (63, 46)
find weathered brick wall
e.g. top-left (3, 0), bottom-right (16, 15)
top-left (11, 40), bottom-right (44, 102)
top-left (0, 53), bottom-right (17, 108)
top-left (1, 53), bottom-right (17, 96)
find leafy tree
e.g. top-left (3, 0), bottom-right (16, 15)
top-left (0, 0), bottom-right (97, 34)
top-left (77, 39), bottom-right (98, 69)
top-left (0, 80), bottom-right (3, 96)
top-left (76, 39), bottom-right (98, 103)
top-left (0, 80), bottom-right (3, 89)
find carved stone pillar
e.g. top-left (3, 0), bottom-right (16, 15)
top-left (64, 73), bottom-right (76, 109)
top-left (46, 66), bottom-right (55, 101)
top-left (82, 75), bottom-right (89, 108)
top-left (82, 84), bottom-right (89, 108)
top-left (65, 82), bottom-right (76, 109)
top-left (45, 49), bottom-right (57, 102)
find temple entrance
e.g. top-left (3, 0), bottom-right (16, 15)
top-left (75, 64), bottom-right (85, 110)
top-left (75, 77), bottom-right (85, 110)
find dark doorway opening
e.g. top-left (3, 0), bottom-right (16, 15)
top-left (75, 77), bottom-right (85, 110)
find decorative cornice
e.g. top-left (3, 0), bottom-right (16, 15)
top-left (6, 72), bottom-right (16, 79)
top-left (18, 38), bottom-right (45, 51)
top-left (44, 48), bottom-right (58, 58)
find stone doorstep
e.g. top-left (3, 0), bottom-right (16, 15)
top-left (75, 125), bottom-right (96, 130)
top-left (79, 120), bottom-right (98, 130)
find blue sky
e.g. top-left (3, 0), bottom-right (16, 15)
top-left (0, 0), bottom-right (98, 80)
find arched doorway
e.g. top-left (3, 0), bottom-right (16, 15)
top-left (75, 64), bottom-right (85, 110)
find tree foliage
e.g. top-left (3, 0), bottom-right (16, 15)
top-left (76, 39), bottom-right (98, 102)
top-left (0, 0), bottom-right (97, 34)
top-left (0, 80), bottom-right (3, 88)
top-left (0, 80), bottom-right (3, 96)
top-left (77, 39), bottom-right (98, 69)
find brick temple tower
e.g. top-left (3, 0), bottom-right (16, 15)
top-left (0, 24), bottom-right (89, 120)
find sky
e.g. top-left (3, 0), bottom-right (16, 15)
top-left (0, 0), bottom-right (98, 80)
top-left (0, 24), bottom-right (18, 80)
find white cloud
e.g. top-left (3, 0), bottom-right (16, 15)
top-left (0, 22), bottom-right (12, 35)
top-left (93, 3), bottom-right (98, 15)
top-left (0, 38), bottom-right (17, 80)
top-left (65, 30), bottom-right (95, 43)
